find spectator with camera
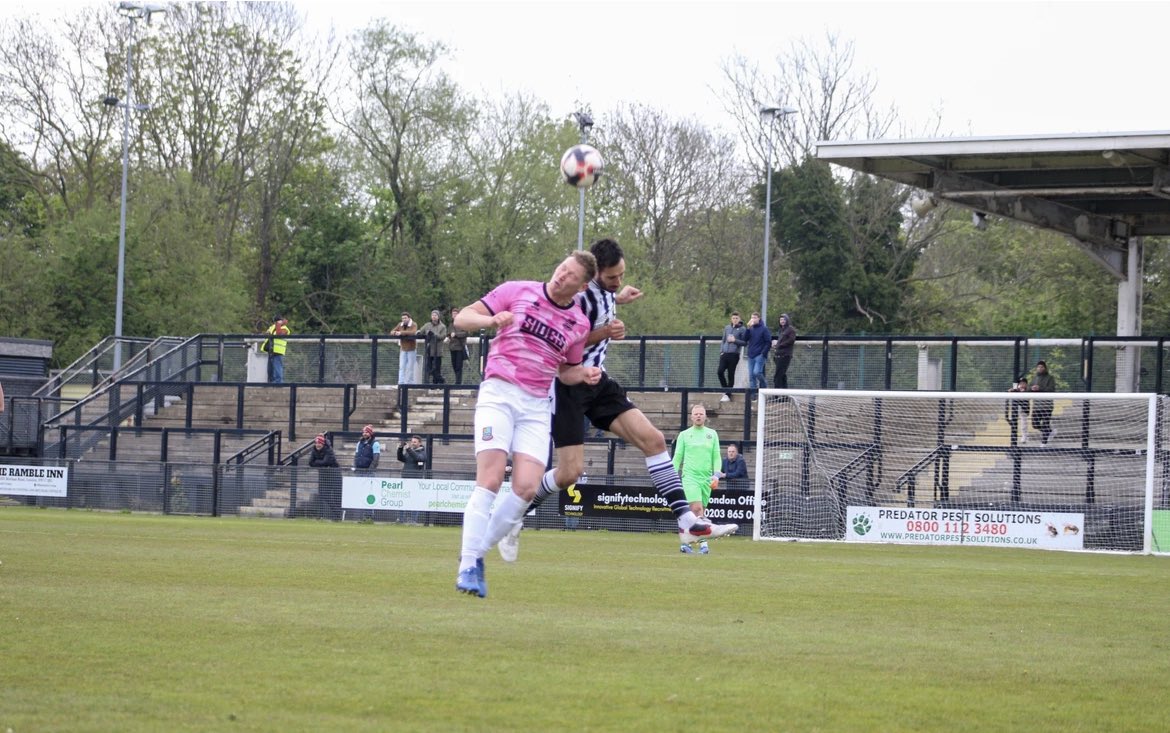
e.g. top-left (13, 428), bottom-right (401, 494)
top-left (391, 312), bottom-right (418, 384)
top-left (397, 434), bottom-right (427, 524)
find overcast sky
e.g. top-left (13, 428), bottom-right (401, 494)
top-left (14, 1), bottom-right (1170, 140)
top-left (301, 0), bottom-right (1170, 140)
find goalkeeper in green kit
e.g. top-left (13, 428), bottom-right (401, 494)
top-left (672, 403), bottom-right (724, 555)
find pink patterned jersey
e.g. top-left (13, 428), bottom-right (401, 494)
top-left (479, 280), bottom-right (591, 397)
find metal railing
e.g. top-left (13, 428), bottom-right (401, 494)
top-left (225, 430), bottom-right (283, 466)
top-left (10, 332), bottom-right (1169, 466)
top-left (113, 332), bottom-right (1170, 394)
top-left (31, 336), bottom-right (164, 399)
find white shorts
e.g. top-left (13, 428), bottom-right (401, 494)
top-left (473, 378), bottom-right (553, 462)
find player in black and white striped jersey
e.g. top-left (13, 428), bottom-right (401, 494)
top-left (577, 276), bottom-right (616, 368)
top-left (498, 239), bottom-right (738, 561)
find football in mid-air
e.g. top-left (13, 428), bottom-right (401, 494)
top-left (560, 144), bottom-right (604, 188)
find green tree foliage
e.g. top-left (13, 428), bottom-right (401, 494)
top-left (774, 157), bottom-right (852, 331)
top-left (338, 22), bottom-right (473, 317)
top-left (1, 8), bottom-right (1167, 370)
top-left (444, 95), bottom-right (581, 302)
top-left (772, 157), bottom-right (919, 334)
top-left (903, 208), bottom-right (1120, 336)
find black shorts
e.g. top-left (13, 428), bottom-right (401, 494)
top-left (551, 373), bottom-right (636, 448)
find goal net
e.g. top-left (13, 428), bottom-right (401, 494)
top-left (753, 389), bottom-right (1168, 554)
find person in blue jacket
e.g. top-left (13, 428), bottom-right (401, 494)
top-left (744, 311), bottom-right (772, 393)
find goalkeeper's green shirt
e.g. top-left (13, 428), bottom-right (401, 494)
top-left (672, 425), bottom-right (721, 484)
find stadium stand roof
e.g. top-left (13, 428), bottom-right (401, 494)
top-left (816, 130), bottom-right (1170, 279)
top-left (816, 130), bottom-right (1170, 391)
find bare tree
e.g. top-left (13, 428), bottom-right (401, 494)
top-left (0, 9), bottom-right (122, 215)
top-left (719, 33), bottom-right (897, 170)
top-left (336, 21), bottom-right (471, 258)
top-left (597, 103), bottom-right (750, 283)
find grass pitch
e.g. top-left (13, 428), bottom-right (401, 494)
top-left (2, 508), bottom-right (1168, 733)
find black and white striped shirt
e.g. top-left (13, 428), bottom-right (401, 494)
top-left (578, 279), bottom-right (615, 369)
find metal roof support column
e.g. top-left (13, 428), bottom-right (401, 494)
top-left (1116, 237), bottom-right (1144, 393)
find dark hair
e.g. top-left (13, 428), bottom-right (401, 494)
top-left (590, 238), bottom-right (624, 270)
top-left (1036, 360), bottom-right (1047, 368)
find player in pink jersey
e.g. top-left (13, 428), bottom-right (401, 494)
top-left (451, 251), bottom-right (602, 598)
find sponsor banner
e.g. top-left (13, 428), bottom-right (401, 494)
top-left (0, 464), bottom-right (69, 498)
top-left (342, 476), bottom-right (512, 512)
top-left (845, 506), bottom-right (1085, 550)
top-left (560, 483), bottom-right (762, 521)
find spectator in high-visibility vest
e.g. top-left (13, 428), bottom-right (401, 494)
top-left (261, 315), bottom-right (291, 384)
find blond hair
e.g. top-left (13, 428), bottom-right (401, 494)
top-left (569, 250), bottom-right (598, 283)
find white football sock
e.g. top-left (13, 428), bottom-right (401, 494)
top-left (459, 486), bottom-right (496, 571)
top-left (479, 491), bottom-right (531, 555)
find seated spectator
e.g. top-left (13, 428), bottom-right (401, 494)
top-left (720, 443), bottom-right (748, 487)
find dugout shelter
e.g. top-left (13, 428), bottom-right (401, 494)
top-left (817, 130), bottom-right (1170, 393)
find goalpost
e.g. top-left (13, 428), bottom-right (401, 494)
top-left (752, 389), bottom-right (1168, 555)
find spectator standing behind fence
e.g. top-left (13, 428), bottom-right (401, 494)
top-left (718, 312), bottom-right (747, 403)
top-left (721, 443), bottom-right (748, 488)
top-left (745, 312), bottom-right (772, 394)
top-left (418, 310), bottom-right (448, 384)
top-left (354, 424), bottom-right (381, 470)
top-left (771, 313), bottom-right (796, 389)
top-left (308, 433), bottom-right (341, 520)
top-left (1006, 376), bottom-right (1031, 444)
top-left (391, 312), bottom-right (418, 384)
top-left (260, 315), bottom-right (291, 384)
top-left (1029, 360), bottom-right (1057, 445)
top-left (447, 307), bottom-right (471, 384)
top-left (397, 434), bottom-right (427, 524)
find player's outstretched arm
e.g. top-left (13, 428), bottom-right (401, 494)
top-left (455, 302), bottom-right (512, 331)
top-left (615, 285), bottom-right (643, 305)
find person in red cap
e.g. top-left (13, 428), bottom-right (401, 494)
top-left (309, 433), bottom-right (338, 468)
top-left (353, 424), bottom-right (381, 470)
top-left (308, 433), bottom-right (341, 519)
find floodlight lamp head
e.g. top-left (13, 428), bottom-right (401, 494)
top-left (118, 2), bottom-right (166, 21)
top-left (910, 193), bottom-right (937, 217)
top-left (760, 105), bottom-right (798, 118)
top-left (573, 111), bottom-right (594, 131)
top-left (1102, 149), bottom-right (1125, 167)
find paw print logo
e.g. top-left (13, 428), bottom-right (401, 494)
top-left (852, 514), bottom-right (872, 536)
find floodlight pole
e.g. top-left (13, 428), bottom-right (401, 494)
top-left (573, 111), bottom-right (593, 251)
top-left (759, 105), bottom-right (797, 323)
top-left (112, 22), bottom-right (133, 372)
top-left (109, 2), bottom-right (164, 371)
